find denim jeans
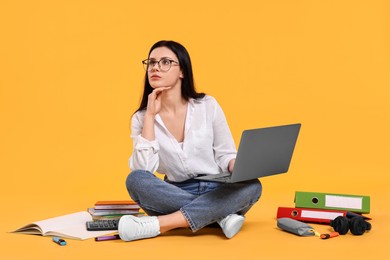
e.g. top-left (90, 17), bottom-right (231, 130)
top-left (125, 170), bottom-right (262, 232)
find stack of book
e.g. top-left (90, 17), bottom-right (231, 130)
top-left (276, 191), bottom-right (371, 224)
top-left (88, 200), bottom-right (144, 220)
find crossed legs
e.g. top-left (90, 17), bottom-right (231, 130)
top-left (119, 170), bottom-right (262, 241)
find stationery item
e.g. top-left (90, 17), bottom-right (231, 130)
top-left (276, 207), bottom-right (371, 224)
top-left (52, 237), bottom-right (67, 246)
top-left (277, 207), bottom-right (346, 224)
top-left (277, 218), bottom-right (316, 236)
top-left (95, 234), bottom-right (121, 241)
top-left (320, 232), bottom-right (339, 239)
top-left (88, 200), bottom-right (143, 221)
top-left (89, 215), bottom-right (122, 221)
top-left (94, 200), bottom-right (140, 210)
top-left (12, 211), bottom-right (116, 240)
top-left (86, 219), bottom-right (119, 231)
top-left (294, 191), bottom-right (370, 213)
top-left (88, 208), bottom-right (141, 216)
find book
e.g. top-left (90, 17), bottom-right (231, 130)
top-left (94, 200), bottom-right (140, 210)
top-left (294, 191), bottom-right (370, 213)
top-left (88, 207), bottom-right (141, 216)
top-left (11, 211), bottom-right (116, 240)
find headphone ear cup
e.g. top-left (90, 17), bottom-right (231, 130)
top-left (330, 216), bottom-right (349, 235)
top-left (349, 217), bottom-right (372, 235)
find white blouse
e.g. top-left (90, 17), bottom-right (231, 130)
top-left (129, 95), bottom-right (237, 182)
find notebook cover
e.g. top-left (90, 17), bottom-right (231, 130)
top-left (294, 191), bottom-right (370, 214)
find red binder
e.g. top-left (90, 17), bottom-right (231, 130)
top-left (276, 207), bottom-right (366, 224)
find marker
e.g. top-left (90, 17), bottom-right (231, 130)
top-left (52, 237), bottom-right (67, 246)
top-left (95, 234), bottom-right (121, 241)
top-left (320, 232), bottom-right (339, 239)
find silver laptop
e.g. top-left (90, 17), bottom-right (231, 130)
top-left (195, 123), bottom-right (301, 183)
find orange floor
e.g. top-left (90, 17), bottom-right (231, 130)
top-left (1, 1), bottom-right (389, 259)
top-left (2, 185), bottom-right (389, 260)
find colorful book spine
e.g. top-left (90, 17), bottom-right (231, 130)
top-left (88, 208), bottom-right (140, 216)
top-left (94, 200), bottom-right (140, 210)
top-left (88, 200), bottom-right (144, 220)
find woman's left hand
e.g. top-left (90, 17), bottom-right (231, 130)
top-left (228, 159), bottom-right (235, 173)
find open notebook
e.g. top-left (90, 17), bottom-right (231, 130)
top-left (12, 211), bottom-right (115, 240)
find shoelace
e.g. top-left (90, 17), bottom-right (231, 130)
top-left (134, 217), bottom-right (157, 237)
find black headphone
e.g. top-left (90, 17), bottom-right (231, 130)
top-left (330, 216), bottom-right (372, 235)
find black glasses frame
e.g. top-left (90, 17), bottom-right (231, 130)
top-left (142, 58), bottom-right (179, 72)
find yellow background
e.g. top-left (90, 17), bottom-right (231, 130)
top-left (1, 0), bottom-right (389, 259)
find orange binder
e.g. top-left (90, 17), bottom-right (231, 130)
top-left (276, 207), bottom-right (370, 224)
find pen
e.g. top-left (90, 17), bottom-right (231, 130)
top-left (95, 234), bottom-right (121, 241)
top-left (52, 237), bottom-right (67, 246)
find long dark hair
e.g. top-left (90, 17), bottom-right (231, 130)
top-left (135, 40), bottom-right (205, 113)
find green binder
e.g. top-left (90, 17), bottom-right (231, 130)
top-left (294, 191), bottom-right (370, 214)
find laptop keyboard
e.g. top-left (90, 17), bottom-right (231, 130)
top-left (213, 175), bottom-right (231, 181)
top-left (196, 173), bottom-right (231, 182)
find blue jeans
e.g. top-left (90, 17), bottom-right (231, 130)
top-left (125, 170), bottom-right (262, 232)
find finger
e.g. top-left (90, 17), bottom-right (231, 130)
top-left (149, 90), bottom-right (159, 100)
top-left (153, 86), bottom-right (172, 95)
top-left (156, 91), bottom-right (163, 101)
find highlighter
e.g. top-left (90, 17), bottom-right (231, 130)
top-left (95, 234), bottom-right (121, 241)
top-left (320, 232), bottom-right (339, 239)
top-left (52, 237), bottom-right (67, 246)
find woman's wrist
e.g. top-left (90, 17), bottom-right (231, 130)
top-left (142, 113), bottom-right (156, 141)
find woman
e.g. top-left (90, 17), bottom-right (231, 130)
top-left (118, 40), bottom-right (262, 241)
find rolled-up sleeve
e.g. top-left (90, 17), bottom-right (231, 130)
top-left (129, 113), bottom-right (159, 172)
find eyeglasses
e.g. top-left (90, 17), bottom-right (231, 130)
top-left (142, 58), bottom-right (179, 72)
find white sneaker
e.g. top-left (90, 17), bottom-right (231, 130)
top-left (218, 214), bottom-right (245, 239)
top-left (118, 215), bottom-right (160, 242)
